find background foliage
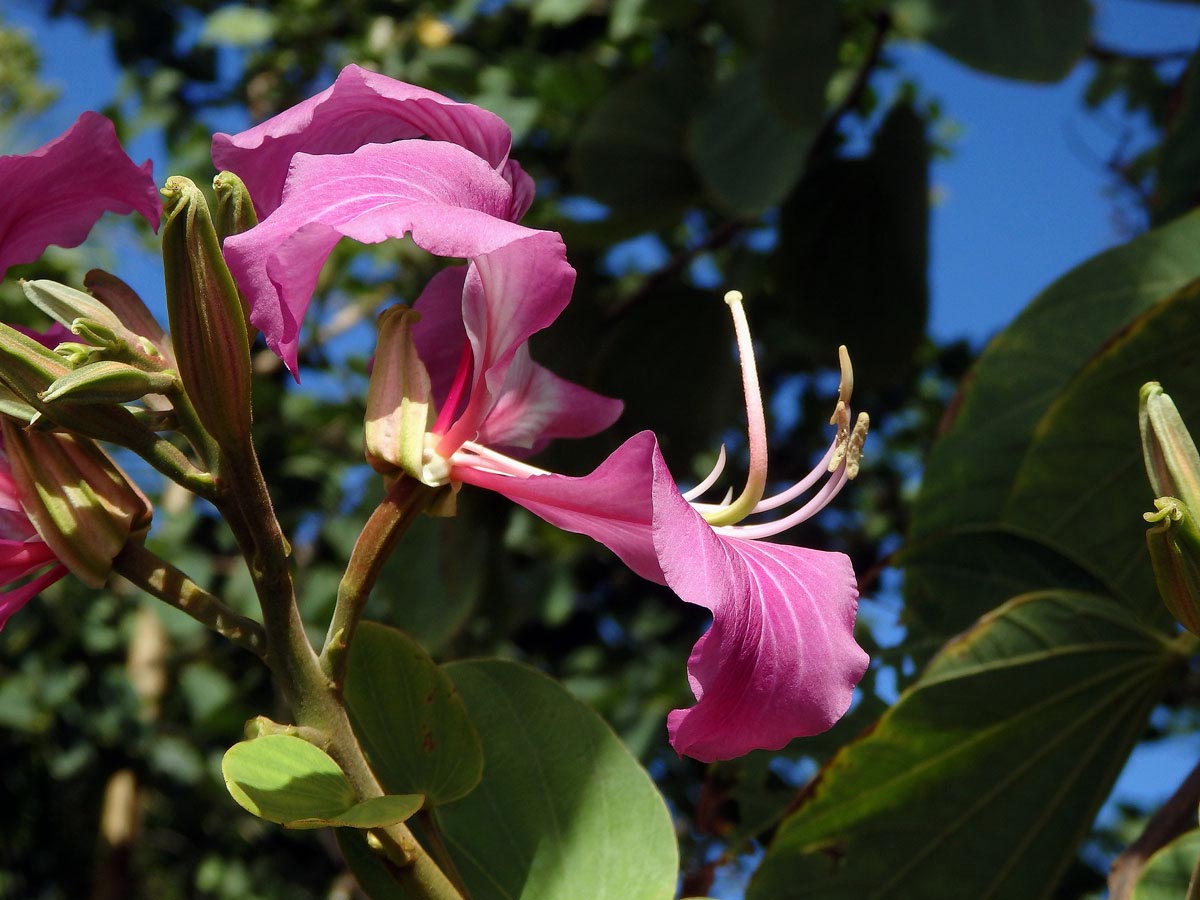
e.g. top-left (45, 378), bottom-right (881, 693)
top-left (3, 1), bottom-right (1200, 898)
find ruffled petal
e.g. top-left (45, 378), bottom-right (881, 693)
top-left (453, 431), bottom-right (664, 582)
top-left (0, 112), bottom-right (160, 280)
top-left (476, 345), bottom-right (622, 453)
top-left (652, 460), bottom-right (868, 762)
top-left (0, 563), bottom-right (67, 630)
top-left (223, 140), bottom-right (541, 375)
top-left (212, 64), bottom-right (520, 217)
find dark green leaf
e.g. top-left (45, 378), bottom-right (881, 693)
top-left (1154, 48), bottom-right (1200, 225)
top-left (1133, 829), bottom-right (1200, 899)
top-left (688, 62), bottom-right (815, 216)
top-left (891, 0), bottom-right (1090, 82)
top-left (748, 591), bottom-right (1185, 900)
top-left (912, 212), bottom-right (1200, 540)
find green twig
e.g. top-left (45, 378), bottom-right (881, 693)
top-left (111, 541), bottom-right (267, 660)
top-left (319, 475), bottom-right (442, 688)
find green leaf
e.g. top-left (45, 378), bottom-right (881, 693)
top-left (343, 622), bottom-right (483, 806)
top-left (899, 526), bottom-right (1109, 653)
top-left (1155, 48), bottom-right (1200, 225)
top-left (748, 591), bottom-right (1185, 900)
top-left (437, 660), bottom-right (677, 900)
top-left (891, 0), bottom-right (1090, 82)
top-left (1002, 279), bottom-right (1200, 617)
top-left (761, 0), bottom-right (838, 127)
top-left (688, 62), bottom-right (815, 216)
top-left (571, 53), bottom-right (708, 225)
top-left (1133, 829), bottom-right (1200, 899)
top-left (912, 211), bottom-right (1200, 540)
top-left (531, 0), bottom-right (592, 25)
top-left (222, 734), bottom-right (422, 829)
top-left (770, 102), bottom-right (928, 385)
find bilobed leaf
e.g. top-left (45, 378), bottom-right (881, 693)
top-left (221, 734), bottom-right (421, 829)
top-left (748, 591), bottom-right (1185, 900)
top-left (688, 62), bottom-right (815, 216)
top-left (435, 659), bottom-right (678, 900)
top-left (343, 622), bottom-right (483, 806)
top-left (1132, 830), bottom-right (1200, 900)
top-left (911, 211), bottom-right (1200, 540)
top-left (1002, 279), bottom-right (1200, 619)
top-left (891, 0), bottom-right (1090, 82)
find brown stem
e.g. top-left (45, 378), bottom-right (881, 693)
top-left (111, 542), bottom-right (267, 661)
top-left (808, 10), bottom-right (892, 163)
top-left (319, 475), bottom-right (442, 688)
top-left (1109, 756), bottom-right (1200, 899)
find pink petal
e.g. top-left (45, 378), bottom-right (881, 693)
top-left (223, 140), bottom-right (544, 376)
top-left (409, 266), bottom-right (470, 407)
top-left (653, 467), bottom-right (869, 762)
top-left (212, 64), bottom-right (522, 217)
top-left (454, 431), bottom-right (665, 582)
top-left (458, 430), bottom-right (868, 761)
top-left (0, 538), bottom-right (59, 583)
top-left (0, 112), bottom-right (160, 280)
top-left (475, 345), bottom-right (623, 453)
top-left (0, 563), bottom-right (67, 630)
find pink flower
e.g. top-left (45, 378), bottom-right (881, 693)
top-left (212, 64), bottom-right (532, 220)
top-left (444, 293), bottom-right (870, 761)
top-left (0, 447), bottom-right (67, 629)
top-left (0, 112), bottom-right (161, 281)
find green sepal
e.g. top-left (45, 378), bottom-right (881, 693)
top-left (40, 361), bottom-right (178, 406)
top-left (1145, 497), bottom-right (1200, 636)
top-left (364, 306), bottom-right (437, 482)
top-left (1, 418), bottom-right (152, 588)
top-left (221, 734), bottom-right (423, 829)
top-left (161, 175), bottom-right (253, 456)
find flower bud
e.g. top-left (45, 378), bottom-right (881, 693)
top-left (214, 172), bottom-right (259, 341)
top-left (364, 306), bottom-right (435, 480)
top-left (40, 361), bottom-right (178, 406)
top-left (84, 270), bottom-right (176, 369)
top-left (1, 417), bottom-right (152, 588)
top-left (1140, 382), bottom-right (1200, 512)
top-left (1141, 383), bottom-right (1200, 635)
top-left (161, 176), bottom-right (253, 457)
top-left (1144, 498), bottom-right (1200, 636)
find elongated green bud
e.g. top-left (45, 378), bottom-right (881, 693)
top-left (2, 417), bottom-right (152, 588)
top-left (41, 361), bottom-right (178, 405)
top-left (161, 176), bottom-right (253, 457)
top-left (214, 172), bottom-right (259, 341)
top-left (364, 306), bottom-right (435, 480)
top-left (1141, 383), bottom-right (1200, 634)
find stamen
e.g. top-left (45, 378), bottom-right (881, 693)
top-left (751, 434), bottom-right (839, 513)
top-left (712, 465), bottom-right (850, 541)
top-left (701, 291), bottom-right (769, 527)
top-left (681, 445), bottom-right (728, 501)
top-left (453, 440), bottom-right (551, 478)
top-left (845, 412), bottom-right (869, 479)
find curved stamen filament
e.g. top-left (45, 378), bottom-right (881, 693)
top-left (453, 440), bottom-right (551, 478)
top-left (751, 434), bottom-right (840, 514)
top-left (701, 291), bottom-right (769, 527)
top-left (682, 445), bottom-right (728, 502)
top-left (712, 464), bottom-right (850, 540)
